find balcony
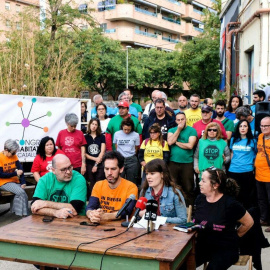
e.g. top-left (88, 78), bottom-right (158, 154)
top-left (182, 4), bottom-right (203, 21)
top-left (192, 0), bottom-right (214, 8)
top-left (182, 22), bottom-right (201, 37)
top-left (105, 4), bottom-right (186, 34)
top-left (162, 16), bottom-right (181, 25)
top-left (162, 36), bottom-right (180, 43)
top-left (194, 26), bottom-right (204, 33)
top-left (104, 26), bottom-right (177, 51)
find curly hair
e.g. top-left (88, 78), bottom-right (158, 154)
top-left (141, 159), bottom-right (184, 203)
top-left (204, 167), bottom-right (239, 197)
top-left (227, 95), bottom-right (243, 113)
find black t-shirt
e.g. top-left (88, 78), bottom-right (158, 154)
top-left (85, 134), bottom-right (105, 165)
top-left (194, 194), bottom-right (246, 249)
top-left (155, 117), bottom-right (168, 140)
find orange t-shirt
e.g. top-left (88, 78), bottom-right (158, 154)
top-left (0, 152), bottom-right (20, 186)
top-left (91, 178), bottom-right (138, 213)
top-left (255, 133), bottom-right (270, 182)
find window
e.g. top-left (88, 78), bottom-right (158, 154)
top-left (5, 2), bottom-right (10, 10)
top-left (16, 4), bottom-right (20, 13)
top-left (6, 20), bottom-right (11, 28)
top-left (100, 23), bottom-right (107, 32)
top-left (16, 22), bottom-right (21, 30)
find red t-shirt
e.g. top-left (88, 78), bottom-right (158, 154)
top-left (31, 149), bottom-right (64, 177)
top-left (56, 129), bottom-right (87, 168)
top-left (193, 119), bottom-right (227, 140)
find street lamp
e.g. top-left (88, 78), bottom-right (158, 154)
top-left (126, 45), bottom-right (132, 89)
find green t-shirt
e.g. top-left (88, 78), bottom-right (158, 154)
top-left (106, 115), bottom-right (142, 150)
top-left (221, 118), bottom-right (234, 132)
top-left (168, 126), bottom-right (197, 163)
top-left (33, 170), bottom-right (87, 215)
top-left (198, 139), bottom-right (227, 173)
top-left (130, 102), bottom-right (143, 113)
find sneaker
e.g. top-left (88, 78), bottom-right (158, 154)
top-left (265, 227), bottom-right (270, 233)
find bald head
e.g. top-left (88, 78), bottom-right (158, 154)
top-left (152, 90), bottom-right (162, 102)
top-left (52, 154), bottom-right (73, 182)
top-left (52, 154), bottom-right (70, 169)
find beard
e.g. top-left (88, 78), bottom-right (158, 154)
top-left (179, 105), bottom-right (187, 109)
top-left (216, 111), bottom-right (224, 118)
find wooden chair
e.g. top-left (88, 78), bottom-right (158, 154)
top-left (203, 255), bottom-right (252, 270)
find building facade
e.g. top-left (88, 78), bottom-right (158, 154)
top-left (220, 0), bottom-right (270, 103)
top-left (0, 0), bottom-right (40, 42)
top-left (85, 0), bottom-right (217, 51)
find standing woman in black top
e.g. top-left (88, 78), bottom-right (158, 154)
top-left (194, 167), bottom-right (254, 270)
top-left (85, 118), bottom-right (106, 194)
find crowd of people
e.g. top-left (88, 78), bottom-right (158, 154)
top-left (0, 88), bottom-right (270, 270)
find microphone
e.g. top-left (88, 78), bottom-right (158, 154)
top-left (145, 199), bottom-right (158, 233)
top-left (128, 197), bottom-right (148, 229)
top-left (115, 194), bottom-right (136, 219)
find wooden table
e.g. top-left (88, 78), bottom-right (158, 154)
top-left (0, 215), bottom-right (196, 270)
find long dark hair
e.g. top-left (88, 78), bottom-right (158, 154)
top-left (36, 136), bottom-right (57, 160)
top-left (205, 167), bottom-right (239, 197)
top-left (232, 120), bottom-right (254, 146)
top-left (87, 118), bottom-right (102, 137)
top-left (141, 159), bottom-right (184, 203)
top-left (96, 103), bottom-right (108, 119)
top-left (227, 95), bottom-right (243, 112)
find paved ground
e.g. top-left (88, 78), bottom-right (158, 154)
top-left (0, 203), bottom-right (270, 269)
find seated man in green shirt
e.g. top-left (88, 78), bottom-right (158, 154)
top-left (31, 154), bottom-right (87, 218)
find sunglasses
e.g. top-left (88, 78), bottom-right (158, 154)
top-left (208, 129), bottom-right (217, 132)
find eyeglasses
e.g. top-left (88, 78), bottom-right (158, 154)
top-left (208, 129), bottom-right (217, 132)
top-left (260, 125), bottom-right (270, 128)
top-left (209, 166), bottom-right (221, 183)
top-left (58, 165), bottom-right (73, 173)
top-left (97, 108), bottom-right (105, 111)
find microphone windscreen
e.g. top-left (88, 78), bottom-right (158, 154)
top-left (146, 199), bottom-right (158, 213)
top-left (135, 197), bottom-right (148, 210)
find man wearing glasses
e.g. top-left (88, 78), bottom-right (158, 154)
top-left (255, 117), bottom-right (270, 232)
top-left (31, 154), bottom-right (87, 219)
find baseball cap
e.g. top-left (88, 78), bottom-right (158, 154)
top-left (118, 101), bottom-right (129, 108)
top-left (201, 105), bottom-right (213, 113)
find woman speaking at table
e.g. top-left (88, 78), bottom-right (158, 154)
top-left (139, 159), bottom-right (187, 224)
top-left (0, 139), bottom-right (28, 216)
top-left (194, 167), bottom-right (254, 270)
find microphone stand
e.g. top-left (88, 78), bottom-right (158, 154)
top-left (121, 214), bottom-right (129, 227)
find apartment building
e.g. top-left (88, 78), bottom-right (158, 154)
top-left (83, 0), bottom-right (217, 51)
top-left (0, 0), bottom-right (40, 41)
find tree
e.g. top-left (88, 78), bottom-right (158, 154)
top-left (176, 0), bottom-right (221, 98)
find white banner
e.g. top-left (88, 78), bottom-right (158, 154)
top-left (0, 94), bottom-right (83, 162)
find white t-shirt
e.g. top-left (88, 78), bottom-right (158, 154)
top-left (113, 130), bottom-right (140, 157)
top-left (100, 118), bottom-right (111, 134)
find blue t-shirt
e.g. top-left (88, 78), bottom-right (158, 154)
top-left (91, 106), bottom-right (115, 118)
top-left (229, 138), bottom-right (257, 173)
top-left (224, 111), bottom-right (236, 120)
top-left (251, 105), bottom-right (256, 117)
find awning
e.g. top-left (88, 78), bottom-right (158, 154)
top-left (135, 0), bottom-right (157, 8)
top-left (208, 7), bottom-right (218, 14)
top-left (192, 1), bottom-right (206, 9)
top-left (192, 18), bottom-right (204, 25)
top-left (134, 42), bottom-right (155, 48)
top-left (161, 7), bottom-right (181, 16)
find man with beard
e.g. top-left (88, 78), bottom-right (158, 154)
top-left (251, 90), bottom-right (266, 117)
top-left (185, 94), bottom-right (202, 127)
top-left (215, 100), bottom-right (234, 141)
top-left (193, 105), bottom-right (227, 140)
top-left (174, 95), bottom-right (188, 114)
top-left (86, 151), bottom-right (138, 222)
top-left (31, 154), bottom-right (87, 218)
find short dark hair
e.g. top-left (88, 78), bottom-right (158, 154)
top-left (124, 88), bottom-right (132, 95)
top-left (154, 98), bottom-right (165, 106)
top-left (120, 117), bottom-right (135, 132)
top-left (190, 94), bottom-right (200, 100)
top-left (215, 100), bottom-right (226, 108)
top-left (253, 90), bottom-right (266, 100)
top-left (102, 151), bottom-right (125, 169)
top-left (37, 136), bottom-right (57, 161)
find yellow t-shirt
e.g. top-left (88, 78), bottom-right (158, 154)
top-left (185, 108), bottom-right (202, 127)
top-left (0, 152), bottom-right (19, 186)
top-left (91, 178), bottom-right (138, 213)
top-left (140, 139), bottom-right (170, 164)
top-left (255, 133), bottom-right (270, 182)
